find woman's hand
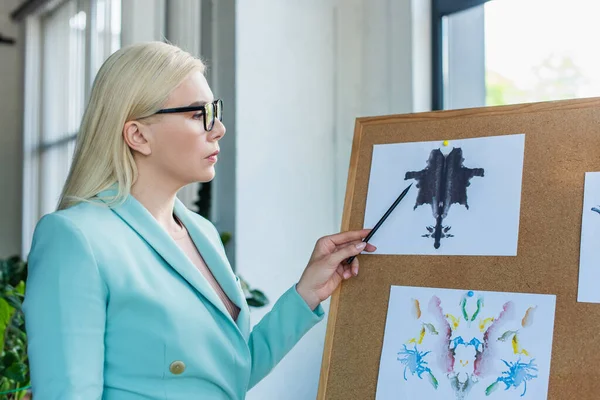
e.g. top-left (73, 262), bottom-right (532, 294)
top-left (296, 229), bottom-right (376, 310)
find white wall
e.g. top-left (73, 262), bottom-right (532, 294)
top-left (236, 3), bottom-right (336, 396)
top-left (236, 1), bottom-right (431, 399)
top-left (0, 0), bottom-right (23, 258)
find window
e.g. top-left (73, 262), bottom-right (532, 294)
top-left (434, 0), bottom-right (600, 110)
top-left (39, 1), bottom-right (87, 218)
top-left (92, 0), bottom-right (121, 76)
top-left (485, 0), bottom-right (600, 106)
top-left (22, 0), bottom-right (121, 254)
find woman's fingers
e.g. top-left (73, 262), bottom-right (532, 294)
top-left (342, 260), bottom-right (355, 279)
top-left (343, 269), bottom-right (352, 279)
top-left (343, 261), bottom-right (358, 279)
top-left (315, 237), bottom-right (375, 281)
top-left (325, 239), bottom-right (376, 274)
top-left (336, 264), bottom-right (352, 280)
top-left (328, 241), bottom-right (366, 267)
top-left (349, 256), bottom-right (359, 277)
top-left (336, 239), bottom-right (376, 254)
top-left (324, 229), bottom-right (372, 247)
top-left (313, 230), bottom-right (376, 261)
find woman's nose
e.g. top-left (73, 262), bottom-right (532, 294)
top-left (210, 119), bottom-right (226, 141)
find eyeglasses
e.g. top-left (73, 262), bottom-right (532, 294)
top-left (154, 99), bottom-right (223, 131)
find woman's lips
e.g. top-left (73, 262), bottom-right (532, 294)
top-left (206, 150), bottom-right (219, 163)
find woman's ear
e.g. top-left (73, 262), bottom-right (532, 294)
top-left (123, 121), bottom-right (152, 156)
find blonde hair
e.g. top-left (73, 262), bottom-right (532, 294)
top-left (57, 41), bottom-right (205, 210)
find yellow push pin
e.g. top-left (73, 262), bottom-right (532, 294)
top-left (443, 140), bottom-right (449, 147)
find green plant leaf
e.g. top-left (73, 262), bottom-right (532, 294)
top-left (237, 275), bottom-right (250, 292)
top-left (246, 298), bottom-right (265, 307)
top-left (0, 257), bottom-right (29, 395)
top-left (219, 232), bottom-right (232, 247)
top-left (246, 289), bottom-right (269, 307)
top-left (2, 349), bottom-right (19, 368)
top-left (0, 260), bottom-right (7, 288)
top-left (2, 294), bottom-right (21, 312)
top-left (0, 298), bottom-right (15, 353)
top-left (0, 257), bottom-right (26, 291)
top-left (17, 388), bottom-right (29, 400)
top-left (14, 282), bottom-right (24, 296)
top-left (4, 362), bottom-right (27, 383)
top-left (236, 275), bottom-right (269, 308)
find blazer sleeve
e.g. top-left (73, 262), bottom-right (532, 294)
top-left (23, 213), bottom-right (107, 400)
top-left (247, 284), bottom-right (325, 389)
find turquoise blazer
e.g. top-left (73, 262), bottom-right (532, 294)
top-left (23, 189), bottom-right (324, 399)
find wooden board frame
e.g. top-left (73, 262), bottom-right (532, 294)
top-left (317, 97), bottom-right (600, 399)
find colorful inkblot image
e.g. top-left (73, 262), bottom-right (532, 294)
top-left (376, 286), bottom-right (556, 400)
top-left (364, 134), bottom-right (525, 256)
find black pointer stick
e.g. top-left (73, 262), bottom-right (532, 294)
top-left (346, 183), bottom-right (413, 265)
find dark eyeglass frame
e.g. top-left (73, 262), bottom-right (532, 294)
top-left (154, 99), bottom-right (223, 131)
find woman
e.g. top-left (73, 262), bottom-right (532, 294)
top-left (23, 41), bottom-right (375, 399)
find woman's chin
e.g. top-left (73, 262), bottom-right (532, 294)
top-left (196, 168), bottom-right (216, 183)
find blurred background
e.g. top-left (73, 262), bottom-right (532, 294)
top-left (1, 0), bottom-right (598, 398)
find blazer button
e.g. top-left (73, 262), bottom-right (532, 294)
top-left (169, 360), bottom-right (186, 375)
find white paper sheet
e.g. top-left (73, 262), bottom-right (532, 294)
top-left (364, 134), bottom-right (525, 256)
top-left (577, 171), bottom-right (600, 303)
top-left (376, 285), bottom-right (556, 400)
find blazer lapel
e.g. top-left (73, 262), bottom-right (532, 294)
top-left (96, 189), bottom-right (238, 328)
top-left (174, 199), bottom-right (249, 332)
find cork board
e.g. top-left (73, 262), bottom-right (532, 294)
top-left (316, 97), bottom-right (600, 400)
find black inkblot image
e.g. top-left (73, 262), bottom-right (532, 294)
top-left (404, 147), bottom-right (484, 249)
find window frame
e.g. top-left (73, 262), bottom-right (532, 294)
top-left (431, 0), bottom-right (493, 110)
